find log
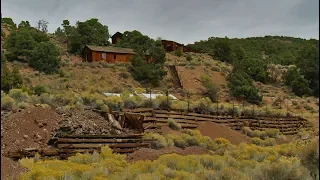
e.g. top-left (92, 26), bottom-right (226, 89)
top-left (56, 138), bottom-right (143, 144)
top-left (56, 134), bottom-right (144, 139)
top-left (57, 143), bottom-right (151, 149)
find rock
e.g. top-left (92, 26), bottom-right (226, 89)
top-left (38, 123), bottom-right (44, 128)
top-left (23, 135), bottom-right (29, 139)
top-left (108, 113), bottom-right (122, 130)
top-left (27, 111), bottom-right (31, 114)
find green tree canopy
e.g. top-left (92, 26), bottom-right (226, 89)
top-left (1, 55), bottom-right (23, 92)
top-left (228, 70), bottom-right (262, 104)
top-left (295, 43), bottom-right (319, 97)
top-left (29, 42), bottom-right (61, 74)
top-left (56, 18), bottom-right (110, 54)
top-left (115, 30), bottom-right (167, 86)
top-left (4, 29), bottom-right (37, 62)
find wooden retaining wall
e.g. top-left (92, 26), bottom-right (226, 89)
top-left (123, 108), bottom-right (313, 135)
top-left (7, 134), bottom-right (155, 160)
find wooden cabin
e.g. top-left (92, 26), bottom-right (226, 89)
top-left (111, 32), bottom-right (123, 44)
top-left (83, 45), bottom-right (135, 63)
top-left (161, 40), bottom-right (184, 52)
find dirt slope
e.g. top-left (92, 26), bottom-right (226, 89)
top-left (1, 155), bottom-right (27, 180)
top-left (1, 107), bottom-right (63, 153)
top-left (198, 122), bottom-right (251, 144)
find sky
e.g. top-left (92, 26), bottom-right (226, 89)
top-left (2, 0), bottom-right (319, 44)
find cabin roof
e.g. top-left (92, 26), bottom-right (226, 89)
top-left (161, 40), bottom-right (184, 46)
top-left (85, 45), bottom-right (135, 54)
top-left (111, 32), bottom-right (122, 38)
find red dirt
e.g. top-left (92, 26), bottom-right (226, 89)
top-left (1, 107), bottom-right (63, 153)
top-left (161, 126), bottom-right (183, 136)
top-left (1, 155), bottom-right (27, 180)
top-left (127, 146), bottom-right (211, 162)
top-left (197, 122), bottom-right (251, 144)
top-left (177, 66), bottom-right (227, 91)
top-left (1, 107), bottom-right (63, 179)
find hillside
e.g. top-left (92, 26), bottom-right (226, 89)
top-left (1, 18), bottom-right (319, 180)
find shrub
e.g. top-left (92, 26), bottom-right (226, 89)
top-left (53, 93), bottom-right (74, 106)
top-left (297, 129), bottom-right (312, 139)
top-left (228, 70), bottom-right (262, 105)
top-left (201, 75), bottom-right (219, 102)
top-left (252, 130), bottom-right (267, 140)
top-left (119, 72), bottom-right (129, 79)
top-left (242, 127), bottom-right (253, 137)
top-left (153, 95), bottom-right (171, 109)
top-left (94, 99), bottom-right (109, 112)
top-left (304, 104), bottom-right (314, 111)
top-left (8, 89), bottom-right (29, 103)
top-left (252, 157), bottom-right (311, 180)
top-left (170, 100), bottom-right (188, 111)
top-left (168, 118), bottom-right (182, 131)
top-left (59, 70), bottom-right (73, 78)
top-left (122, 96), bottom-right (141, 109)
top-left (186, 54), bottom-right (192, 61)
top-left (1, 91), bottom-right (5, 98)
top-left (143, 133), bottom-right (167, 149)
top-left (211, 66), bottom-right (221, 72)
top-left (104, 96), bottom-right (124, 111)
top-left (252, 137), bottom-right (263, 146)
top-left (263, 138), bottom-right (277, 146)
top-left (292, 100), bottom-right (298, 106)
top-left (39, 93), bottom-right (54, 106)
top-left (298, 140), bottom-right (319, 179)
top-left (1, 95), bottom-right (17, 110)
top-left (17, 102), bottom-right (29, 109)
top-left (189, 59), bottom-right (201, 66)
top-left (175, 49), bottom-right (182, 57)
top-left (265, 129), bottom-right (280, 138)
top-left (169, 134), bottom-right (188, 148)
top-left (33, 85), bottom-right (47, 95)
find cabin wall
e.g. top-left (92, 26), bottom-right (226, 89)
top-left (161, 40), bottom-right (184, 52)
top-left (112, 35), bottom-right (122, 44)
top-left (91, 51), bottom-right (133, 63)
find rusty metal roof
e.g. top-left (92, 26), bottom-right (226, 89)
top-left (86, 45), bottom-right (135, 54)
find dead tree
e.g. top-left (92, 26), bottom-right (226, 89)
top-left (37, 19), bottom-right (49, 33)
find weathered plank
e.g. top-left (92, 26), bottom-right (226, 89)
top-left (57, 143), bottom-right (151, 149)
top-left (56, 134), bottom-right (144, 139)
top-left (56, 138), bottom-right (143, 144)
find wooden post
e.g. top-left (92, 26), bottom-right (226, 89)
top-left (216, 97), bottom-right (219, 114)
top-left (149, 87), bottom-right (152, 108)
top-left (232, 100), bottom-right (235, 117)
top-left (252, 105), bottom-right (255, 117)
top-left (242, 99), bottom-right (245, 109)
top-left (187, 92), bottom-right (190, 113)
top-left (166, 90), bottom-right (169, 110)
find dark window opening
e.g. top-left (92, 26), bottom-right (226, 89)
top-left (114, 55), bottom-right (116, 59)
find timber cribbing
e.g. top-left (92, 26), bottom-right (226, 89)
top-left (124, 108), bottom-right (313, 135)
top-left (7, 134), bottom-right (155, 160)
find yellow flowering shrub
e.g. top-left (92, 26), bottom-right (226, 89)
top-left (19, 137), bottom-right (318, 180)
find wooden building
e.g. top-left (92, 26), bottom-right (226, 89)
top-left (83, 45), bottom-right (135, 63)
top-left (111, 32), bottom-right (123, 44)
top-left (161, 40), bottom-right (184, 52)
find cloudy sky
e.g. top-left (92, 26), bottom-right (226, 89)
top-left (2, 0), bottom-right (319, 44)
